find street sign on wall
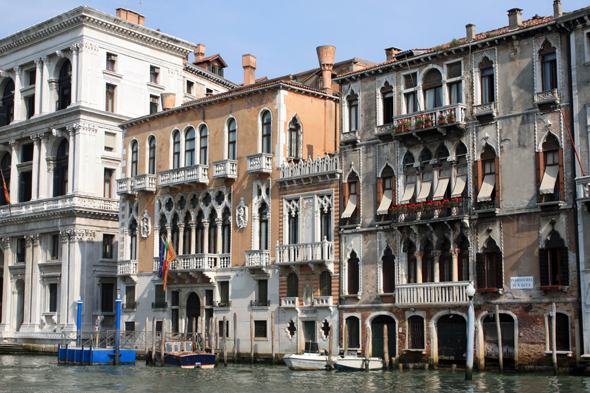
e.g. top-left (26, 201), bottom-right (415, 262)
top-left (510, 276), bottom-right (534, 289)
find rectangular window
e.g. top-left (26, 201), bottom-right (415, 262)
top-left (405, 91), bottom-right (418, 114)
top-left (404, 73), bottom-right (417, 89)
top-left (258, 279), bottom-right (268, 305)
top-left (150, 66), bottom-right (160, 84)
top-left (186, 80), bottom-right (194, 95)
top-left (483, 160), bottom-right (495, 175)
top-left (485, 254), bottom-right (497, 289)
top-left (405, 173), bottom-right (416, 184)
top-left (219, 281), bottom-right (229, 307)
top-left (49, 283), bottom-right (58, 312)
top-left (254, 320), bottom-right (267, 338)
top-left (438, 168), bottom-right (451, 178)
top-left (104, 132), bottom-right (116, 152)
top-left (105, 84), bottom-right (115, 113)
top-left (546, 151), bottom-right (559, 166)
top-left (106, 53), bottom-right (117, 72)
top-left (125, 321), bottom-right (136, 332)
top-left (50, 234), bottom-right (59, 260)
top-left (19, 171), bottom-right (32, 202)
top-left (16, 238), bottom-right (26, 263)
top-left (348, 98), bottom-right (358, 132)
top-left (205, 290), bottom-right (213, 306)
top-left (21, 143), bottom-right (34, 162)
top-left (28, 70), bottom-right (36, 86)
top-left (125, 285), bottom-right (135, 309)
top-left (456, 165), bottom-right (467, 176)
top-left (150, 95), bottom-right (159, 114)
top-left (102, 234), bottom-right (114, 259)
top-left (26, 95), bottom-right (35, 119)
top-left (447, 62), bottom-right (462, 79)
top-left (101, 283), bottom-right (114, 313)
top-left (542, 53), bottom-right (557, 91)
top-left (154, 284), bottom-right (166, 308)
top-left (206, 88), bottom-right (213, 97)
top-left (424, 86), bottom-right (442, 109)
top-left (421, 171), bottom-right (433, 181)
top-left (155, 321), bottom-right (162, 332)
top-left (104, 168), bottom-right (113, 198)
top-left (481, 68), bottom-right (494, 104)
top-left (448, 82), bottom-right (462, 104)
top-left (408, 316), bottom-right (425, 349)
top-left (382, 91), bottom-right (393, 125)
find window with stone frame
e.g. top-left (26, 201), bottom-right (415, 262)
top-left (406, 241), bottom-right (418, 284)
top-left (377, 165), bottom-right (395, 217)
top-left (447, 61), bottom-right (463, 104)
top-left (154, 284), bottom-right (166, 308)
top-left (105, 84), bottom-right (115, 113)
top-left (16, 238), bottom-right (26, 263)
top-left (403, 72), bottom-right (418, 114)
top-left (400, 152), bottom-right (417, 205)
top-left (199, 124), bottom-right (208, 165)
top-left (320, 271), bottom-right (331, 297)
top-left (347, 93), bottom-right (359, 132)
top-left (408, 315), bottom-right (425, 349)
top-left (287, 273), bottom-right (298, 298)
top-left (342, 172), bottom-right (359, 224)
top-left (422, 69), bottom-right (443, 109)
top-left (50, 234), bottom-right (60, 260)
top-left (101, 282), bottom-right (115, 313)
top-left (124, 285), bottom-right (135, 309)
top-left (382, 246), bottom-right (396, 293)
top-left (148, 136), bottom-right (156, 174)
top-left (104, 168), bottom-right (113, 198)
top-left (555, 312), bottom-right (570, 351)
top-left (422, 242), bottom-right (435, 283)
top-left (381, 82), bottom-right (394, 125)
top-left (102, 234), bottom-right (114, 259)
top-left (53, 139), bottom-right (69, 197)
top-left (261, 111), bottom-right (272, 154)
top-left (106, 53), bottom-right (117, 72)
top-left (287, 118), bottom-right (301, 160)
top-left (539, 230), bottom-right (569, 290)
top-left (476, 238), bottom-right (503, 292)
top-left (537, 134), bottom-right (563, 202)
top-left (1, 79), bottom-right (15, 126)
top-left (254, 320), bottom-right (267, 338)
top-left (48, 283), bottom-right (58, 312)
top-left (57, 61), bottom-right (72, 110)
top-left (227, 118), bottom-right (237, 160)
top-left (347, 251), bottom-right (360, 295)
top-left (130, 140), bottom-right (139, 177)
top-left (129, 218), bottom-right (138, 261)
top-left (539, 41), bottom-right (557, 92)
top-left (475, 144), bottom-right (499, 208)
top-left (150, 95), bottom-right (158, 114)
top-left (218, 281), bottom-right (229, 307)
top-left (172, 131), bottom-right (180, 169)
top-left (185, 127), bottom-right (195, 166)
top-left (346, 316), bottom-right (360, 348)
top-left (480, 57), bottom-right (494, 104)
top-left (149, 66), bottom-right (159, 84)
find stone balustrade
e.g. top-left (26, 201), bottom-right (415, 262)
top-left (212, 159), bottom-right (238, 179)
top-left (395, 281), bottom-right (470, 305)
top-left (245, 250), bottom-right (271, 267)
top-left (158, 164), bottom-right (209, 187)
top-left (278, 153), bottom-right (340, 180)
top-left (281, 297), bottom-right (298, 308)
top-left (118, 260), bottom-right (138, 275)
top-left (276, 239), bottom-right (334, 264)
top-left (246, 153), bottom-right (273, 174)
top-left (0, 195), bottom-right (118, 219)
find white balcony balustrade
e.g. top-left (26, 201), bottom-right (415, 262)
top-left (158, 164), bottom-right (209, 188)
top-left (133, 174), bottom-right (157, 192)
top-left (313, 296), bottom-right (333, 307)
top-left (281, 297), bottom-right (298, 308)
top-left (245, 250), bottom-right (271, 267)
top-left (212, 159), bottom-right (238, 180)
top-left (116, 178), bottom-right (135, 196)
top-left (0, 195), bottom-right (118, 220)
top-left (246, 153), bottom-right (273, 174)
top-left (395, 281), bottom-right (470, 305)
top-left (276, 239), bottom-right (334, 264)
top-left (278, 153), bottom-right (340, 181)
top-left (118, 260), bottom-right (137, 275)
top-left (151, 254), bottom-right (230, 271)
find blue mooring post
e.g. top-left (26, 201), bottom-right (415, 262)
top-left (76, 299), bottom-right (83, 347)
top-left (115, 295), bottom-right (121, 365)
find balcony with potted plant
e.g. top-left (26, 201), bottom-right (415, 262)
top-left (389, 197), bottom-right (470, 226)
top-left (389, 103), bottom-right (466, 142)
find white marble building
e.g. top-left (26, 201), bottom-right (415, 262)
top-left (0, 6), bottom-right (234, 341)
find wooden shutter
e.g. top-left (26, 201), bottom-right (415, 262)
top-left (342, 182), bottom-right (349, 212)
top-left (535, 151), bottom-right (543, 191)
top-left (377, 177), bottom-right (384, 206)
top-left (558, 148), bottom-right (565, 198)
top-left (495, 252), bottom-right (503, 289)
top-left (494, 157), bottom-right (500, 204)
top-left (539, 248), bottom-right (549, 287)
top-left (476, 253), bottom-right (485, 289)
top-left (474, 160), bottom-right (482, 195)
top-left (560, 247), bottom-right (569, 286)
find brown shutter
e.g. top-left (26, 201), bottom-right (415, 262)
top-left (474, 160), bottom-right (482, 195)
top-left (494, 157), bottom-right (500, 204)
top-left (342, 182), bottom-right (349, 212)
top-left (377, 177), bottom-right (384, 206)
top-left (495, 252), bottom-right (503, 289)
top-left (539, 248), bottom-right (549, 287)
top-left (476, 253), bottom-right (485, 289)
top-left (355, 181), bottom-right (360, 218)
top-left (535, 151), bottom-right (543, 191)
top-left (560, 247), bottom-right (569, 286)
top-left (392, 174), bottom-right (396, 206)
top-left (558, 148), bottom-right (565, 199)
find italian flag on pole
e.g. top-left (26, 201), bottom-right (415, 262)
top-left (162, 238), bottom-right (177, 291)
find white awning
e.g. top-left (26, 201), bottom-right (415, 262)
top-left (400, 183), bottom-right (415, 204)
top-left (477, 174), bottom-right (496, 202)
top-left (377, 189), bottom-right (393, 215)
top-left (416, 181), bottom-right (432, 202)
top-left (451, 175), bottom-right (467, 198)
top-left (539, 165), bottom-right (559, 195)
top-left (342, 194), bottom-right (357, 219)
top-left (105, 132), bottom-right (116, 150)
top-left (432, 178), bottom-right (450, 201)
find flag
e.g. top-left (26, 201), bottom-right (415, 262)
top-left (159, 238), bottom-right (166, 278)
top-left (1, 169), bottom-right (10, 206)
top-left (163, 239), bottom-right (176, 291)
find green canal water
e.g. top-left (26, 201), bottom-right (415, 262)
top-left (1, 355), bottom-right (590, 393)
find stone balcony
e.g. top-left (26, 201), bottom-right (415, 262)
top-left (395, 281), bottom-right (470, 306)
top-left (473, 102), bottom-right (496, 122)
top-left (245, 250), bottom-right (271, 268)
top-left (152, 253), bottom-right (230, 273)
top-left (117, 260), bottom-right (137, 275)
top-left (116, 177), bottom-right (135, 196)
top-left (275, 240), bottom-right (334, 275)
top-left (281, 297), bottom-right (298, 308)
top-left (212, 159), bottom-right (238, 180)
top-left (117, 174), bottom-right (157, 196)
top-left (390, 198), bottom-right (471, 226)
top-left (276, 153), bottom-right (341, 186)
top-left (246, 153), bottom-right (273, 174)
top-left (313, 296), bottom-right (333, 307)
top-left (385, 103), bottom-right (467, 142)
top-left (158, 164), bottom-right (209, 188)
top-left (576, 175), bottom-right (590, 211)
top-left (534, 88), bottom-right (559, 110)
top-left (0, 195), bottom-right (118, 222)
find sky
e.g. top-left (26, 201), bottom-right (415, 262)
top-left (0, 0), bottom-right (588, 83)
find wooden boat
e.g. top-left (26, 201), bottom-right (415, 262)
top-left (334, 353), bottom-right (383, 371)
top-left (153, 339), bottom-right (215, 369)
top-left (283, 342), bottom-right (336, 371)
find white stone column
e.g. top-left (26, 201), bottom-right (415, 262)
top-left (38, 135), bottom-right (48, 199)
top-left (68, 231), bottom-right (84, 328)
top-left (31, 135), bottom-right (41, 201)
top-left (202, 221), bottom-right (209, 254)
top-left (58, 231), bottom-right (69, 326)
top-left (415, 251), bottom-right (424, 284)
top-left (12, 67), bottom-right (22, 122)
top-left (33, 59), bottom-right (43, 116)
top-left (0, 238), bottom-right (12, 332)
top-left (41, 56), bottom-right (50, 114)
top-left (72, 125), bottom-right (85, 194)
top-left (66, 129), bottom-right (75, 194)
top-left (8, 140), bottom-right (19, 203)
top-left (215, 219), bottom-right (222, 254)
top-left (433, 251), bottom-right (441, 283)
top-left (190, 222), bottom-right (196, 254)
top-left (451, 248), bottom-right (460, 282)
top-left (69, 45), bottom-right (79, 104)
top-left (22, 235), bottom-right (33, 326)
top-left (153, 226), bottom-right (160, 258)
top-left (29, 234), bottom-right (40, 329)
top-left (178, 224), bottom-right (185, 255)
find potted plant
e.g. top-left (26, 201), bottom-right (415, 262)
top-left (415, 202), bottom-right (425, 211)
top-left (424, 116), bottom-right (433, 127)
top-left (438, 113), bottom-right (446, 125)
top-left (394, 121), bottom-right (402, 133)
top-left (442, 199), bottom-right (452, 208)
top-left (415, 116), bottom-right (424, 129)
top-left (407, 203), bottom-right (417, 212)
top-left (451, 197), bottom-right (462, 207)
top-left (446, 109), bottom-right (456, 123)
top-left (402, 118), bottom-right (412, 132)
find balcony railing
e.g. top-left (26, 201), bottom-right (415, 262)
top-left (391, 198), bottom-right (470, 224)
top-left (277, 153), bottom-right (341, 182)
top-left (390, 104), bottom-right (466, 136)
top-left (245, 250), bottom-right (271, 267)
top-left (158, 164), bottom-right (209, 188)
top-left (212, 159), bottom-right (238, 179)
top-left (537, 191), bottom-right (562, 204)
top-left (152, 302), bottom-right (167, 309)
top-left (473, 102), bottom-right (496, 118)
top-left (250, 299), bottom-right (270, 307)
top-left (213, 300), bottom-right (232, 308)
top-left (276, 239), bottom-right (334, 264)
top-left (474, 199), bottom-right (497, 211)
top-left (0, 195), bottom-right (118, 220)
top-left (123, 302), bottom-right (137, 310)
top-left (246, 153), bottom-right (273, 174)
top-left (313, 296), bottom-right (333, 307)
top-left (118, 260), bottom-right (138, 275)
top-left (281, 297), bottom-right (298, 308)
top-left (576, 176), bottom-right (590, 200)
top-left (534, 89), bottom-right (559, 107)
top-left (116, 177), bottom-right (135, 196)
top-left (395, 281), bottom-right (470, 305)
top-left (134, 174), bottom-right (157, 192)
top-left (340, 215), bottom-right (361, 227)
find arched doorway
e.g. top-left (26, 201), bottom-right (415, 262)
top-left (483, 313), bottom-right (515, 367)
top-left (186, 292), bottom-right (200, 334)
top-left (371, 315), bottom-right (396, 360)
top-left (15, 279), bottom-right (24, 331)
top-left (437, 314), bottom-right (467, 364)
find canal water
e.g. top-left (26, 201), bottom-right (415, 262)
top-left (1, 355), bottom-right (590, 393)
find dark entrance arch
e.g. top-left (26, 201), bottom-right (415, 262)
top-left (437, 314), bottom-right (467, 364)
top-left (371, 315), bottom-right (396, 360)
top-left (186, 292), bottom-right (200, 333)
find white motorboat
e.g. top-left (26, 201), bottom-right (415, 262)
top-left (334, 354), bottom-right (384, 371)
top-left (283, 342), bottom-right (336, 371)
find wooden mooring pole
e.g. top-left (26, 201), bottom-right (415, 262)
top-left (223, 316), bottom-right (227, 366)
top-left (160, 317), bottom-right (166, 367)
top-left (328, 325), bottom-right (334, 370)
top-left (344, 324), bottom-right (348, 353)
top-left (271, 311), bottom-right (276, 365)
top-left (233, 313), bottom-right (237, 363)
top-left (209, 317), bottom-right (214, 352)
top-left (495, 304), bottom-right (503, 374)
top-left (384, 325), bottom-right (390, 370)
top-left (364, 329), bottom-right (370, 371)
top-left (215, 317), bottom-right (219, 351)
top-left (192, 318), bottom-right (197, 349)
top-left (151, 317), bottom-right (157, 366)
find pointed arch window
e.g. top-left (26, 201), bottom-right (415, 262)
top-left (347, 93), bottom-right (359, 132)
top-left (129, 218), bottom-right (138, 261)
top-left (439, 240), bottom-right (452, 282)
top-left (458, 237), bottom-right (470, 282)
top-left (148, 136), bottom-right (156, 174)
top-left (452, 143), bottom-right (468, 198)
top-left (342, 172), bottom-right (359, 222)
top-left (480, 58), bottom-right (494, 104)
top-left (222, 208), bottom-right (231, 254)
top-left (434, 146), bottom-right (451, 201)
top-left (540, 230), bottom-right (569, 290)
top-left (287, 119), bottom-right (300, 159)
top-left (347, 251), bottom-right (359, 295)
top-left (209, 210), bottom-right (218, 254)
top-left (57, 61), bottom-right (72, 110)
top-left (2, 79), bottom-right (15, 126)
top-left (53, 140), bottom-right (69, 197)
top-left (185, 128), bottom-right (195, 166)
top-left (537, 134), bottom-right (563, 202)
top-left (417, 149), bottom-right (433, 203)
top-left (227, 119), bottom-right (237, 160)
top-left (288, 207), bottom-right (299, 245)
top-left (172, 131), bottom-right (180, 169)
top-left (377, 165), bottom-right (395, 216)
top-left (130, 140), bottom-right (138, 177)
top-left (422, 242), bottom-right (434, 283)
top-left (320, 206), bottom-right (332, 242)
top-left (540, 42), bottom-right (557, 91)
top-left (182, 214), bottom-right (191, 255)
top-left (382, 247), bottom-right (395, 293)
top-left (199, 125), bottom-right (208, 165)
top-left (381, 82), bottom-right (394, 125)
top-left (259, 202), bottom-right (269, 250)
top-left (406, 241), bottom-right (418, 284)
top-left (476, 238), bottom-right (503, 292)
top-left (475, 144), bottom-right (499, 207)
top-left (261, 111), bottom-right (272, 154)
top-left (401, 153), bottom-right (416, 204)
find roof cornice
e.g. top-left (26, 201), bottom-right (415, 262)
top-left (0, 6), bottom-right (196, 58)
top-left (183, 62), bottom-right (239, 90)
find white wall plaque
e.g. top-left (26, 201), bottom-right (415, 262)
top-left (510, 276), bottom-right (534, 289)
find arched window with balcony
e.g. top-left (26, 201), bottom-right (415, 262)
top-left (222, 207), bottom-right (231, 254)
top-left (416, 149), bottom-right (433, 203)
top-left (172, 131), bottom-right (180, 169)
top-left (57, 60), bottom-right (72, 110)
top-left (479, 58), bottom-right (494, 104)
top-left (422, 69), bottom-right (443, 109)
top-left (377, 165), bottom-right (395, 217)
top-left (288, 206), bottom-right (299, 245)
top-left (400, 152), bottom-right (417, 204)
top-left (320, 205), bottom-right (332, 242)
top-left (185, 127), bottom-right (195, 167)
top-left (227, 119), bottom-right (237, 160)
top-left (258, 202), bottom-right (269, 251)
top-left (0, 153), bottom-right (11, 205)
top-left (129, 218), bottom-right (138, 261)
top-left (53, 139), bottom-right (69, 197)
top-left (261, 111), bottom-right (272, 154)
top-left (148, 136), bottom-right (156, 175)
top-left (199, 125), bottom-right (208, 165)
top-left (130, 140), bottom-right (138, 177)
top-left (1, 79), bottom-right (15, 126)
top-left (539, 41), bottom-right (557, 92)
top-left (287, 118), bottom-right (301, 160)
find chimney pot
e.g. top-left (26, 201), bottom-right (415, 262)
top-left (194, 44), bottom-right (206, 63)
top-left (384, 46), bottom-right (402, 61)
top-left (466, 24), bottom-right (476, 42)
top-left (553, 1), bottom-right (562, 18)
top-left (316, 45), bottom-right (336, 93)
top-left (508, 8), bottom-right (523, 31)
top-left (242, 54), bottom-right (257, 86)
top-left (116, 8), bottom-right (145, 26)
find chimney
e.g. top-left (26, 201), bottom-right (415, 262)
top-left (316, 45), bottom-right (336, 93)
top-left (194, 44), bottom-right (206, 63)
top-left (553, 0), bottom-right (562, 18)
top-left (116, 8), bottom-right (145, 26)
top-left (161, 93), bottom-right (176, 111)
top-left (242, 54), bottom-right (257, 86)
top-left (508, 8), bottom-right (523, 31)
top-left (384, 46), bottom-right (402, 61)
top-left (466, 24), bottom-right (476, 42)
